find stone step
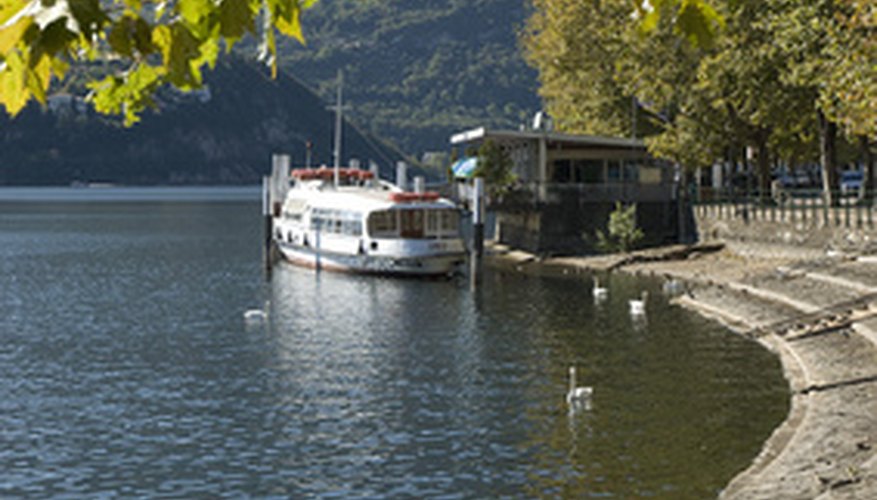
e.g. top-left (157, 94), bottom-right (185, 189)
top-left (787, 328), bottom-right (877, 389)
top-left (791, 259), bottom-right (877, 293)
top-left (743, 272), bottom-right (863, 312)
top-left (731, 381), bottom-right (877, 500)
top-left (828, 260), bottom-right (877, 291)
top-left (678, 284), bottom-right (802, 333)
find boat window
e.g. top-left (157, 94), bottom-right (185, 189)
top-left (369, 209), bottom-right (457, 239)
top-left (426, 210), bottom-right (438, 233)
top-left (439, 210), bottom-right (459, 234)
top-left (284, 199), bottom-right (308, 215)
top-left (310, 208), bottom-right (363, 236)
top-left (368, 210), bottom-right (398, 237)
top-left (400, 210), bottom-right (424, 238)
top-left (342, 219), bottom-right (363, 236)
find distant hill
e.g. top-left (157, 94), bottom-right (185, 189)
top-left (1, 1), bottom-right (541, 185)
top-left (0, 58), bottom-right (407, 186)
top-left (279, 0), bottom-right (541, 155)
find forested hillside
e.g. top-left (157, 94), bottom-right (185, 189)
top-left (0, 59), bottom-right (405, 186)
top-left (1, 1), bottom-right (540, 185)
top-left (279, 0), bottom-right (540, 154)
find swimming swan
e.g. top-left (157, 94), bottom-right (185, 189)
top-left (566, 366), bottom-right (593, 408)
top-left (629, 291), bottom-right (648, 316)
top-left (592, 277), bottom-right (608, 300)
top-left (244, 301), bottom-right (270, 323)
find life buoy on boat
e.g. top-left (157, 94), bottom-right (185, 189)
top-left (291, 168), bottom-right (374, 181)
top-left (388, 191), bottom-right (440, 203)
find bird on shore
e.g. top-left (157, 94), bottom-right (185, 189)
top-left (592, 277), bottom-right (608, 301)
top-left (629, 291), bottom-right (648, 316)
top-left (566, 366), bottom-right (593, 410)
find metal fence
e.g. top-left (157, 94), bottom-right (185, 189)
top-left (491, 182), bottom-right (676, 207)
top-left (694, 188), bottom-right (875, 228)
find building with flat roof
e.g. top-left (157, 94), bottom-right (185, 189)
top-left (450, 127), bottom-right (680, 254)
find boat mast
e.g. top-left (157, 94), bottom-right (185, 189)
top-left (331, 69), bottom-right (343, 188)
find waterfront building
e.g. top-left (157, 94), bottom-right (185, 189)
top-left (450, 126), bottom-right (680, 254)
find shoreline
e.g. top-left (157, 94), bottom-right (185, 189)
top-left (486, 242), bottom-right (877, 498)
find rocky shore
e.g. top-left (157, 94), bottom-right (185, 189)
top-left (487, 242), bottom-right (877, 498)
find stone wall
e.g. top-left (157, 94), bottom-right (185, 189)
top-left (694, 204), bottom-right (877, 255)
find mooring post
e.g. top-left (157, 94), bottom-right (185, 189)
top-left (262, 175), bottom-right (273, 277)
top-left (396, 161), bottom-right (408, 191)
top-left (470, 177), bottom-right (485, 289)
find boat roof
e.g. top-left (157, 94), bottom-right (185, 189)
top-left (284, 181), bottom-right (457, 213)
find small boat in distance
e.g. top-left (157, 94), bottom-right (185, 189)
top-left (270, 165), bottom-right (466, 277)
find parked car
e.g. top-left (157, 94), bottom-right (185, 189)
top-left (840, 170), bottom-right (864, 196)
top-left (776, 172), bottom-right (808, 188)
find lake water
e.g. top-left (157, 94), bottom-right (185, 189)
top-left (0, 187), bottom-right (788, 498)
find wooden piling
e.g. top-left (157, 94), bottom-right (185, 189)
top-left (470, 177), bottom-right (485, 290)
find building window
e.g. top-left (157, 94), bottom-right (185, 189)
top-left (575, 159), bottom-right (604, 184)
top-left (607, 160), bottom-right (623, 183)
top-left (552, 160), bottom-right (571, 183)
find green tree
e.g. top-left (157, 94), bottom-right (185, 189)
top-left (595, 202), bottom-right (644, 253)
top-left (525, 0), bottom-right (873, 202)
top-left (474, 138), bottom-right (515, 199)
top-left (0, 0), bottom-right (316, 124)
top-left (524, 0), bottom-right (632, 137)
top-left (633, 0), bottom-right (725, 48)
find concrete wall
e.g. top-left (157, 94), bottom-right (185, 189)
top-left (496, 199), bottom-right (680, 255)
top-left (694, 205), bottom-right (877, 255)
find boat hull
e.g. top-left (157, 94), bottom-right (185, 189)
top-left (275, 241), bottom-right (466, 277)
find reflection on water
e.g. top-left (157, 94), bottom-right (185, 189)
top-left (0, 189), bottom-right (789, 497)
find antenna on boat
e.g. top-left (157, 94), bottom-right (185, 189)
top-left (327, 69), bottom-right (349, 188)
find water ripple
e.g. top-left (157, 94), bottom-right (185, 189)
top-left (0, 196), bottom-right (788, 498)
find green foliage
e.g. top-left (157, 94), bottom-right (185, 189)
top-left (594, 202), bottom-right (644, 254)
top-left (635, 0), bottom-right (725, 48)
top-left (0, 0), bottom-right (315, 124)
top-left (525, 0), bottom-right (875, 200)
top-left (819, 0), bottom-right (876, 139)
top-left (474, 139), bottom-right (516, 198)
top-left (276, 0), bottom-right (539, 153)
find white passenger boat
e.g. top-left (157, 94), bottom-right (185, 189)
top-left (271, 166), bottom-right (466, 277)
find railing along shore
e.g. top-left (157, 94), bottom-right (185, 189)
top-left (694, 188), bottom-right (875, 229)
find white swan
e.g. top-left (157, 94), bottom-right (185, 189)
top-left (243, 301), bottom-right (269, 323)
top-left (566, 366), bottom-right (593, 409)
top-left (592, 277), bottom-right (608, 300)
top-left (629, 291), bottom-right (648, 316)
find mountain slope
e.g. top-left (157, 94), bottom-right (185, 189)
top-left (0, 58), bottom-right (406, 186)
top-left (280, 0), bottom-right (540, 154)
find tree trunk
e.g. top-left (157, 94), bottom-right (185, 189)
top-left (756, 129), bottom-right (771, 202)
top-left (863, 136), bottom-right (874, 202)
top-left (819, 111), bottom-right (838, 205)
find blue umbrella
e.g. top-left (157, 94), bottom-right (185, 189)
top-left (451, 157), bottom-right (478, 178)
